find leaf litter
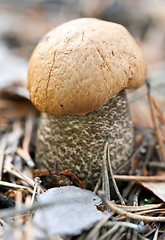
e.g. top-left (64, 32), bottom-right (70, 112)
top-left (0, 1), bottom-right (165, 239)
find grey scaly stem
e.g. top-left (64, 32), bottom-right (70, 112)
top-left (36, 90), bottom-right (134, 189)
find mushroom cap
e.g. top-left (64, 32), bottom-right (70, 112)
top-left (28, 18), bottom-right (147, 115)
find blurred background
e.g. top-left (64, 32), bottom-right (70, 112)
top-left (0, 0), bottom-right (165, 122)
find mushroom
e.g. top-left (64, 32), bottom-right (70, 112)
top-left (28, 18), bottom-right (147, 189)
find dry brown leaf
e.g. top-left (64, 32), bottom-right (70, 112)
top-left (139, 181), bottom-right (165, 202)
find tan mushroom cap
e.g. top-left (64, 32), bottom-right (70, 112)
top-left (28, 18), bottom-right (147, 115)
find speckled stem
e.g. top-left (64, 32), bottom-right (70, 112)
top-left (36, 90), bottom-right (134, 189)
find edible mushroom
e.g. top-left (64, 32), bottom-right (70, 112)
top-left (28, 18), bottom-right (147, 189)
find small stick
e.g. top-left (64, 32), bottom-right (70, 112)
top-left (113, 175), bottom-right (165, 182)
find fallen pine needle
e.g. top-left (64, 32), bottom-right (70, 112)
top-left (0, 180), bottom-right (32, 192)
top-left (147, 81), bottom-right (165, 164)
top-left (86, 212), bottom-right (114, 240)
top-left (114, 175), bottom-right (165, 182)
top-left (113, 202), bottom-right (164, 212)
top-left (103, 221), bottom-right (148, 233)
top-left (99, 191), bottom-right (165, 222)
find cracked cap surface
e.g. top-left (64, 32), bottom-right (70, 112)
top-left (27, 18), bottom-right (147, 115)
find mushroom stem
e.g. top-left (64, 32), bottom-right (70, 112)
top-left (36, 90), bottom-right (134, 189)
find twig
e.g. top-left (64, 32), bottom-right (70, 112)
top-left (114, 175), bottom-right (165, 182)
top-left (99, 191), bottom-right (165, 222)
top-left (107, 142), bottom-right (125, 205)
